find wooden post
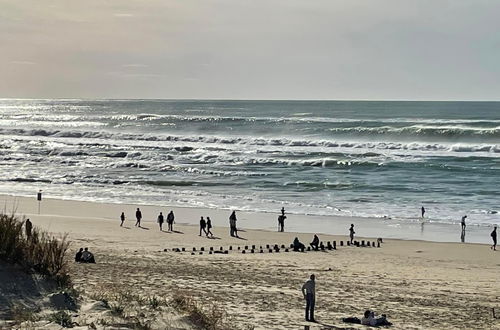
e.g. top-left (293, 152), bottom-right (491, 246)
top-left (333, 241), bottom-right (337, 249)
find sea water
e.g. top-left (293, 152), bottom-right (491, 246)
top-left (0, 99), bottom-right (499, 230)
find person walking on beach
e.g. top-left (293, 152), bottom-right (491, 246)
top-left (206, 216), bottom-right (214, 237)
top-left (229, 211), bottom-right (238, 237)
top-left (421, 206), bottom-right (425, 218)
top-left (120, 212), bottom-right (125, 227)
top-left (157, 212), bottom-right (164, 231)
top-left (301, 274), bottom-right (316, 322)
top-left (281, 207), bottom-right (285, 217)
top-left (349, 224), bottom-right (355, 244)
top-left (167, 210), bottom-right (175, 231)
top-left (135, 208), bottom-right (142, 227)
top-left (461, 215), bottom-right (467, 231)
top-left (491, 226), bottom-right (497, 251)
top-left (199, 216), bottom-right (208, 236)
top-left (25, 218), bottom-right (32, 238)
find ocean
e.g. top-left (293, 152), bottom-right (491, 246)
top-left (0, 99), bottom-right (499, 229)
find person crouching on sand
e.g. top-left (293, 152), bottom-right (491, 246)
top-left (310, 234), bottom-right (320, 251)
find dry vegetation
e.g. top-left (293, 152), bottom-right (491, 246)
top-left (0, 213), bottom-right (70, 286)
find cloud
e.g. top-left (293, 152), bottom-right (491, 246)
top-left (113, 13), bottom-right (134, 18)
top-left (122, 64), bottom-right (149, 68)
top-left (10, 61), bottom-right (36, 65)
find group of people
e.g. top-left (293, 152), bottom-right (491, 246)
top-left (199, 216), bottom-right (214, 237)
top-left (120, 208), bottom-right (176, 232)
top-left (120, 205), bottom-right (498, 251)
top-left (74, 247), bottom-right (95, 263)
top-left (119, 208), bottom-right (241, 238)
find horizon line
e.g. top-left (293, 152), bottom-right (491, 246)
top-left (1, 97), bottom-right (500, 103)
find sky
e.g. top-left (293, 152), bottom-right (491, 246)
top-left (1, 0), bottom-right (500, 100)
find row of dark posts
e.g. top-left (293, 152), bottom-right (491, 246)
top-left (166, 239), bottom-right (380, 255)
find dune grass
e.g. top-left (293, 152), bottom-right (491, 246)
top-left (0, 213), bottom-right (70, 286)
top-left (172, 290), bottom-right (231, 330)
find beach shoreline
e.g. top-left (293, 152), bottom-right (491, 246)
top-left (1, 193), bottom-right (495, 245)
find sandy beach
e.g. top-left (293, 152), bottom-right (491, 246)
top-left (1, 194), bottom-right (499, 329)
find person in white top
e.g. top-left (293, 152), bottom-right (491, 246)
top-left (301, 274), bottom-right (316, 322)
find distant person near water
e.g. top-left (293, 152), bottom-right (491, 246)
top-left (460, 215), bottom-right (467, 242)
top-left (199, 216), bottom-right (207, 236)
top-left (278, 214), bottom-right (286, 232)
top-left (135, 208), bottom-right (142, 227)
top-left (310, 234), bottom-right (320, 251)
top-left (229, 211), bottom-right (238, 237)
top-left (491, 226), bottom-right (497, 251)
top-left (157, 212), bottom-right (164, 231)
top-left (167, 211), bottom-right (175, 231)
top-left (349, 224), bottom-right (355, 244)
top-left (301, 274), bottom-right (316, 322)
top-left (281, 207), bottom-right (285, 217)
top-left (120, 212), bottom-right (125, 227)
top-left (421, 206), bottom-right (425, 218)
top-left (461, 215), bottom-right (467, 231)
top-left (25, 218), bottom-right (32, 238)
top-left (206, 216), bottom-right (214, 237)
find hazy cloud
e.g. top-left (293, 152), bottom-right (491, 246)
top-left (1, 0), bottom-right (499, 100)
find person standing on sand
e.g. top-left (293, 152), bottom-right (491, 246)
top-left (167, 210), bottom-right (174, 231)
top-left (157, 212), bottom-right (164, 231)
top-left (135, 208), bottom-right (142, 227)
top-left (25, 218), bottom-right (32, 238)
top-left (491, 226), bottom-right (497, 250)
top-left (229, 211), bottom-right (238, 237)
top-left (278, 215), bottom-right (286, 232)
top-left (120, 212), bottom-right (125, 227)
top-left (349, 224), bottom-right (355, 244)
top-left (199, 216), bottom-right (207, 236)
top-left (301, 274), bottom-right (316, 322)
top-left (206, 216), bottom-right (214, 237)
top-left (421, 206), bottom-right (425, 218)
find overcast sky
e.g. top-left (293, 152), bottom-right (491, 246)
top-left (1, 0), bottom-right (499, 100)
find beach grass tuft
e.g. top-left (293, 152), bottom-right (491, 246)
top-left (0, 213), bottom-right (70, 286)
top-left (49, 311), bottom-right (73, 328)
top-left (172, 290), bottom-right (231, 330)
